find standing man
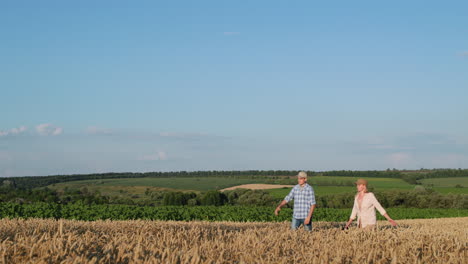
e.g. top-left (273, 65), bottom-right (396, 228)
top-left (275, 171), bottom-right (316, 231)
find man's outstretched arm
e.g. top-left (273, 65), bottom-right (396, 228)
top-left (275, 200), bottom-right (288, 216)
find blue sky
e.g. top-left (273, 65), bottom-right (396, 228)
top-left (1, 1), bottom-right (467, 177)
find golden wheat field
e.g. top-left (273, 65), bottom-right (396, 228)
top-left (0, 217), bottom-right (466, 264)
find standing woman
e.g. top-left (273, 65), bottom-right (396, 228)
top-left (345, 179), bottom-right (397, 229)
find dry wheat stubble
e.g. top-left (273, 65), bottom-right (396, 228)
top-left (0, 218), bottom-right (466, 263)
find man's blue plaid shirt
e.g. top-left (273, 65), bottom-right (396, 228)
top-left (284, 183), bottom-right (316, 219)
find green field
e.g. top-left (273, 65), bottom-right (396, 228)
top-left (48, 176), bottom-right (412, 194)
top-left (308, 176), bottom-right (413, 189)
top-left (418, 177), bottom-right (468, 194)
top-left (419, 177), bottom-right (468, 187)
top-left (268, 176), bottom-right (466, 198)
top-left (47, 176), bottom-right (468, 199)
top-left (48, 177), bottom-right (267, 193)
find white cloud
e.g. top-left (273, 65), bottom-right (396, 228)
top-left (11, 126), bottom-right (27, 134)
top-left (459, 51), bottom-right (468, 57)
top-left (86, 126), bottom-right (112, 135)
top-left (52, 127), bottom-right (63, 135)
top-left (224, 32), bottom-right (240, 36)
top-left (139, 151), bottom-right (168, 161)
top-left (0, 126), bottom-right (27, 137)
top-left (36, 123), bottom-right (63, 136)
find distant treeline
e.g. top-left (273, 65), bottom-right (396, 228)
top-left (2, 169), bottom-right (468, 190)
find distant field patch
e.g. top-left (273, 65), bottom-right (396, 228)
top-left (220, 184), bottom-right (294, 191)
top-left (308, 176), bottom-right (413, 190)
top-left (419, 177), bottom-right (468, 188)
top-left (48, 177), bottom-right (266, 192)
top-left (47, 176), bottom-right (465, 197)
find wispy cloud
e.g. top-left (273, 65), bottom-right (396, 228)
top-left (459, 51), bottom-right (468, 57)
top-left (139, 151), bottom-right (168, 161)
top-left (86, 126), bottom-right (112, 135)
top-left (0, 126), bottom-right (27, 137)
top-left (224, 32), bottom-right (240, 36)
top-left (36, 123), bottom-right (63, 136)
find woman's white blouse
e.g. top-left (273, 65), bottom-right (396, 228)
top-left (350, 192), bottom-right (386, 228)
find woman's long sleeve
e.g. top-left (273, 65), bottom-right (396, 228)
top-left (350, 198), bottom-right (358, 220)
top-left (370, 193), bottom-right (386, 216)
